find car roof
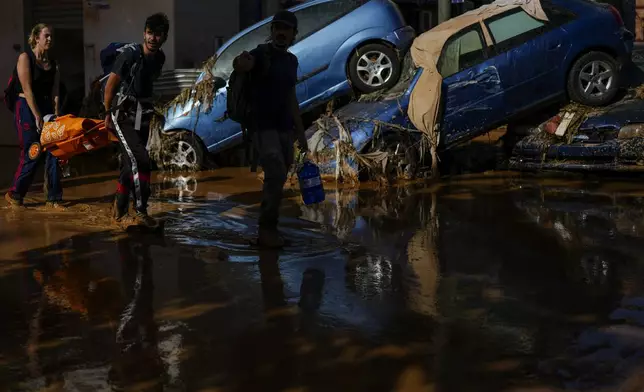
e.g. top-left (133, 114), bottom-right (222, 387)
top-left (215, 0), bottom-right (372, 56)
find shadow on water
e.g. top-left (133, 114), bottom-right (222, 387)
top-left (4, 172), bottom-right (644, 390)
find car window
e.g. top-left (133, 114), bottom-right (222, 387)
top-left (438, 27), bottom-right (487, 78)
top-left (294, 0), bottom-right (368, 43)
top-left (487, 8), bottom-right (546, 51)
top-left (211, 23), bottom-right (271, 79)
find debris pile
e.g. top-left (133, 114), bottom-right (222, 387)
top-left (634, 84), bottom-right (644, 100)
top-left (515, 99), bottom-right (629, 162)
top-left (619, 137), bottom-right (644, 163)
top-left (309, 115), bottom-right (434, 185)
top-left (307, 52), bottom-right (436, 185)
top-left (162, 55), bottom-right (219, 117)
top-left (616, 87), bottom-right (644, 164)
top-left (310, 112), bottom-right (391, 187)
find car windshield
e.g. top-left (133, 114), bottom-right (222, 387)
top-left (211, 22), bottom-right (272, 79)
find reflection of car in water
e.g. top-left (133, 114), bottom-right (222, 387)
top-left (306, 0), bottom-right (634, 175)
top-left (509, 182), bottom-right (644, 289)
top-left (152, 174), bottom-right (199, 201)
top-left (161, 0), bottom-right (415, 170)
top-left (514, 185), bottom-right (644, 389)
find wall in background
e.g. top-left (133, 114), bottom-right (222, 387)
top-left (82, 0), bottom-right (175, 94)
top-left (0, 0), bottom-right (24, 146)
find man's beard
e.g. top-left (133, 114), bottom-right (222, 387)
top-left (274, 36), bottom-right (289, 49)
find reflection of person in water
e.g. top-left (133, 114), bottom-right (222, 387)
top-left (24, 234), bottom-right (121, 389)
top-left (258, 248), bottom-right (288, 312)
top-left (20, 233), bottom-right (165, 390)
top-left (109, 236), bottom-right (165, 391)
top-left (25, 252), bottom-right (65, 389)
top-left (257, 249), bottom-right (326, 316)
top-left (233, 249), bottom-right (325, 390)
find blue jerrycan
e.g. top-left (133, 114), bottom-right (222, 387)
top-left (298, 161), bottom-right (325, 205)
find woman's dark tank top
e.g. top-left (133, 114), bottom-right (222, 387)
top-left (16, 49), bottom-right (57, 101)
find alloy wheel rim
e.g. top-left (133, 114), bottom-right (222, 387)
top-left (357, 51), bottom-right (393, 87)
top-left (579, 60), bottom-right (614, 98)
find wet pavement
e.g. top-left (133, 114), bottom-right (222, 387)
top-left (2, 166), bottom-right (644, 391)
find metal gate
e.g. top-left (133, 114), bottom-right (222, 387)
top-left (32, 0), bottom-right (83, 30)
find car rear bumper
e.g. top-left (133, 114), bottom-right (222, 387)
top-left (510, 136), bottom-right (644, 173)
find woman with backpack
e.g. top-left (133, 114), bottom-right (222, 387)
top-left (5, 23), bottom-right (65, 209)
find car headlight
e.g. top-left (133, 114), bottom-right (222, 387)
top-left (618, 124), bottom-right (644, 139)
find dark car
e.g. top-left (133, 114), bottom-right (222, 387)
top-left (510, 98), bottom-right (644, 172)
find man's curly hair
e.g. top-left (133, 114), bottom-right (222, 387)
top-left (145, 12), bottom-right (170, 35)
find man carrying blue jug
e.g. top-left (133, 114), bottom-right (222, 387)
top-left (232, 10), bottom-right (311, 248)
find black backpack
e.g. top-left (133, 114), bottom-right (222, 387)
top-left (226, 44), bottom-right (272, 129)
top-left (98, 42), bottom-right (144, 106)
top-left (3, 51), bottom-right (37, 113)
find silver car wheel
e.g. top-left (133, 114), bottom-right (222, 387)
top-left (165, 140), bottom-right (198, 169)
top-left (579, 60), bottom-right (614, 98)
top-left (356, 51), bottom-right (393, 88)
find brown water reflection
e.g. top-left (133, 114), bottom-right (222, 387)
top-left (3, 169), bottom-right (644, 390)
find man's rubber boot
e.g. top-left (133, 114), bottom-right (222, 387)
top-left (112, 198), bottom-right (129, 226)
top-left (258, 227), bottom-right (285, 249)
top-left (5, 192), bottom-right (23, 209)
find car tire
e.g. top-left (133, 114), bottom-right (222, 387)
top-left (159, 131), bottom-right (205, 172)
top-left (567, 51), bottom-right (620, 107)
top-left (349, 43), bottom-right (401, 94)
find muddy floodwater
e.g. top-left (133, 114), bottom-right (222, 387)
top-left (3, 160), bottom-right (644, 391)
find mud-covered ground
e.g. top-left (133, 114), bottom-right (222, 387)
top-left (4, 144), bottom-right (644, 391)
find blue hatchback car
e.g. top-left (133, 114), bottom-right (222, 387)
top-left (305, 0), bottom-right (634, 177)
top-left (160, 0), bottom-right (415, 169)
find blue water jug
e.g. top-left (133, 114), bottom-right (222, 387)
top-left (298, 161), bottom-right (325, 205)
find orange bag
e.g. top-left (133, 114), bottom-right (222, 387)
top-left (28, 114), bottom-right (119, 161)
top-left (40, 114), bottom-right (103, 145)
top-left (46, 124), bottom-right (119, 161)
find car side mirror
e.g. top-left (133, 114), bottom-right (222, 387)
top-left (213, 76), bottom-right (227, 91)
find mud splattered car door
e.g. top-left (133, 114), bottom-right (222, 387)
top-left (482, 4), bottom-right (573, 115)
top-left (439, 23), bottom-right (507, 147)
